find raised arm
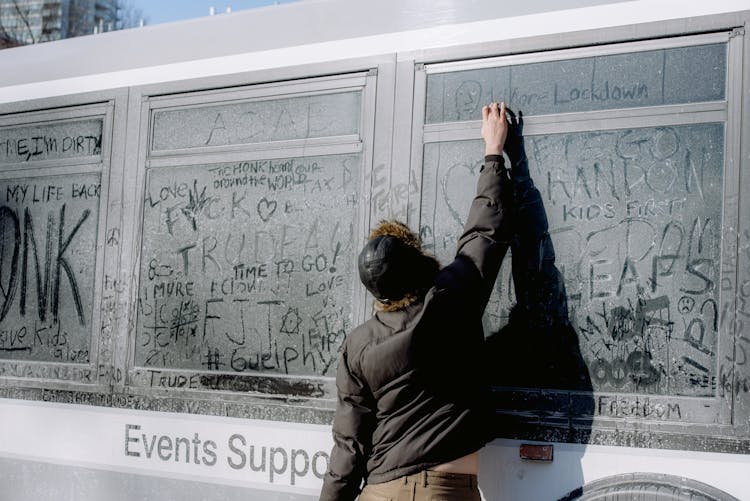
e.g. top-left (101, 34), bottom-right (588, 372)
top-left (482, 101), bottom-right (509, 157)
top-left (447, 102), bottom-right (513, 308)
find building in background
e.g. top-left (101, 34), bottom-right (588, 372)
top-left (0, 0), bottom-right (138, 48)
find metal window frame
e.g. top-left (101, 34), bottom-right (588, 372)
top-left (0, 107), bottom-right (106, 172)
top-left (118, 65), bottom-right (386, 409)
top-left (423, 31), bottom-right (731, 75)
top-left (732, 19), bottom-right (750, 434)
top-left (146, 76), bottom-right (370, 160)
top-left (0, 89), bottom-right (128, 393)
top-left (407, 30), bottom-right (745, 437)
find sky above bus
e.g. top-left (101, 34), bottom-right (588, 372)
top-left (131, 0), bottom-right (301, 26)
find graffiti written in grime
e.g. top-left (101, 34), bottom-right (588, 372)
top-left (135, 154), bottom-right (360, 378)
top-left (0, 174), bottom-right (101, 366)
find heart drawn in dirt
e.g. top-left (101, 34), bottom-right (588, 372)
top-left (441, 161), bottom-right (480, 228)
top-left (257, 197), bottom-right (278, 222)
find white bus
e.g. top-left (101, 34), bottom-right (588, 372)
top-left (0, 1), bottom-right (748, 499)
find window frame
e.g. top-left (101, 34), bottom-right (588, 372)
top-left (0, 89), bottom-right (128, 393)
top-left (120, 70), bottom-right (381, 407)
top-left (407, 30), bottom-right (745, 437)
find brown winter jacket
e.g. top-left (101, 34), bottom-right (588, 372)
top-left (319, 156), bottom-right (512, 501)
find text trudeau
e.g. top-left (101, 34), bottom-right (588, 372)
top-left (124, 424), bottom-right (330, 486)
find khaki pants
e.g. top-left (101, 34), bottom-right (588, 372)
top-left (359, 470), bottom-right (480, 501)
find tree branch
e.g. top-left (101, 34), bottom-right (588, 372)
top-left (11, 0), bottom-right (36, 43)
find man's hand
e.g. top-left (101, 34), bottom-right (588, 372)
top-left (481, 101), bottom-right (508, 156)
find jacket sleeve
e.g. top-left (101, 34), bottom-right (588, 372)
top-left (445, 155), bottom-right (512, 309)
top-left (319, 345), bottom-right (373, 501)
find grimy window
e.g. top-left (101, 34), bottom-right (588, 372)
top-left (415, 32), bottom-right (741, 430)
top-left (128, 74), bottom-right (375, 399)
top-left (0, 103), bottom-right (116, 387)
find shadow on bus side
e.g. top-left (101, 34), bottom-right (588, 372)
top-left (482, 120), bottom-right (595, 499)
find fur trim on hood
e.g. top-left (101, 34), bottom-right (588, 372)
top-left (369, 220), bottom-right (422, 250)
top-left (367, 220), bottom-right (441, 312)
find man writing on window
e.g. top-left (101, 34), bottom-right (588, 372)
top-left (320, 102), bottom-right (516, 501)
